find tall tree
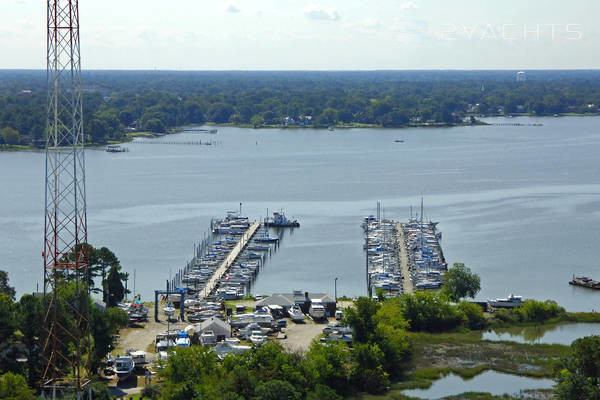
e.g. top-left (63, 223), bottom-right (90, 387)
top-left (0, 294), bottom-right (15, 346)
top-left (441, 262), bottom-right (481, 302)
top-left (17, 295), bottom-right (43, 388)
top-left (0, 270), bottom-right (15, 300)
top-left (106, 265), bottom-right (126, 307)
top-left (342, 297), bottom-right (380, 343)
top-left (0, 127), bottom-right (19, 145)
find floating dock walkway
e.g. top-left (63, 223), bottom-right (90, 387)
top-left (396, 223), bottom-right (414, 294)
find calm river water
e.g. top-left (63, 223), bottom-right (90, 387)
top-left (2, 116), bottom-right (600, 310)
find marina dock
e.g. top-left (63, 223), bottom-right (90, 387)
top-left (363, 202), bottom-right (446, 298)
top-left (201, 221), bottom-right (261, 298)
top-left (162, 210), bottom-right (285, 308)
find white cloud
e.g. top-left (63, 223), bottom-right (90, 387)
top-left (225, 2), bottom-right (241, 13)
top-left (400, 2), bottom-right (419, 9)
top-left (360, 18), bottom-right (382, 29)
top-left (303, 4), bottom-right (341, 21)
top-left (349, 18), bottom-right (384, 34)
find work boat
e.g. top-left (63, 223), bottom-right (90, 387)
top-left (164, 302), bottom-right (176, 317)
top-left (266, 211), bottom-right (300, 228)
top-left (288, 305), bottom-right (305, 322)
top-left (487, 294), bottom-right (523, 309)
top-left (114, 356), bottom-right (134, 381)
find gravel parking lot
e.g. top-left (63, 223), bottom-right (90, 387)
top-left (280, 318), bottom-right (328, 353)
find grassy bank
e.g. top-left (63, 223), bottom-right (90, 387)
top-left (0, 144), bottom-right (39, 151)
top-left (348, 328), bottom-right (567, 400)
top-left (490, 310), bottom-right (600, 329)
top-left (408, 330), bottom-right (569, 378)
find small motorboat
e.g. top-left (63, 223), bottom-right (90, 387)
top-left (164, 303), bottom-right (176, 317)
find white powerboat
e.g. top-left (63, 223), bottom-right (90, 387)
top-left (309, 303), bottom-right (326, 320)
top-left (288, 305), bottom-right (305, 322)
top-left (487, 294), bottom-right (523, 309)
top-left (164, 303), bottom-right (176, 317)
top-left (114, 356), bottom-right (134, 381)
top-left (249, 331), bottom-right (267, 346)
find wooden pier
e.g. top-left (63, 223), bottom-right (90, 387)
top-left (396, 223), bottom-right (414, 294)
top-left (201, 221), bottom-right (261, 299)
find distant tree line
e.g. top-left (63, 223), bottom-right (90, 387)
top-left (1, 70), bottom-right (600, 146)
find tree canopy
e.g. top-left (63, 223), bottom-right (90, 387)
top-left (2, 70), bottom-right (600, 146)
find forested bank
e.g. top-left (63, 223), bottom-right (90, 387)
top-left (1, 70), bottom-right (600, 147)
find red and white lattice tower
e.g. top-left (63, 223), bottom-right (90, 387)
top-left (42, 0), bottom-right (91, 396)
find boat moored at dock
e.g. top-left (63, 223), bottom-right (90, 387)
top-left (265, 211), bottom-right (300, 228)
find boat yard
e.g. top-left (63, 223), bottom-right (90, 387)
top-left (108, 209), bottom-right (354, 392)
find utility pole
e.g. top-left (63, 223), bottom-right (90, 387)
top-left (41, 0), bottom-right (91, 398)
top-left (334, 277), bottom-right (338, 302)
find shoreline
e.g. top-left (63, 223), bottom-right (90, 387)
top-left (4, 114), bottom-right (600, 152)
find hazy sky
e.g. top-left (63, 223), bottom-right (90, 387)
top-left (2, 0), bottom-right (599, 70)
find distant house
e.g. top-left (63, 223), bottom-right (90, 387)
top-left (198, 317), bottom-right (231, 341)
top-left (255, 293), bottom-right (294, 308)
top-left (257, 291), bottom-right (337, 317)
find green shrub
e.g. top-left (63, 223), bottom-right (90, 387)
top-left (0, 372), bottom-right (36, 400)
top-left (398, 291), bottom-right (463, 332)
top-left (493, 299), bottom-right (565, 324)
top-left (253, 380), bottom-right (301, 400)
top-left (306, 384), bottom-right (342, 400)
top-left (140, 384), bottom-right (162, 400)
top-left (458, 302), bottom-right (488, 330)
